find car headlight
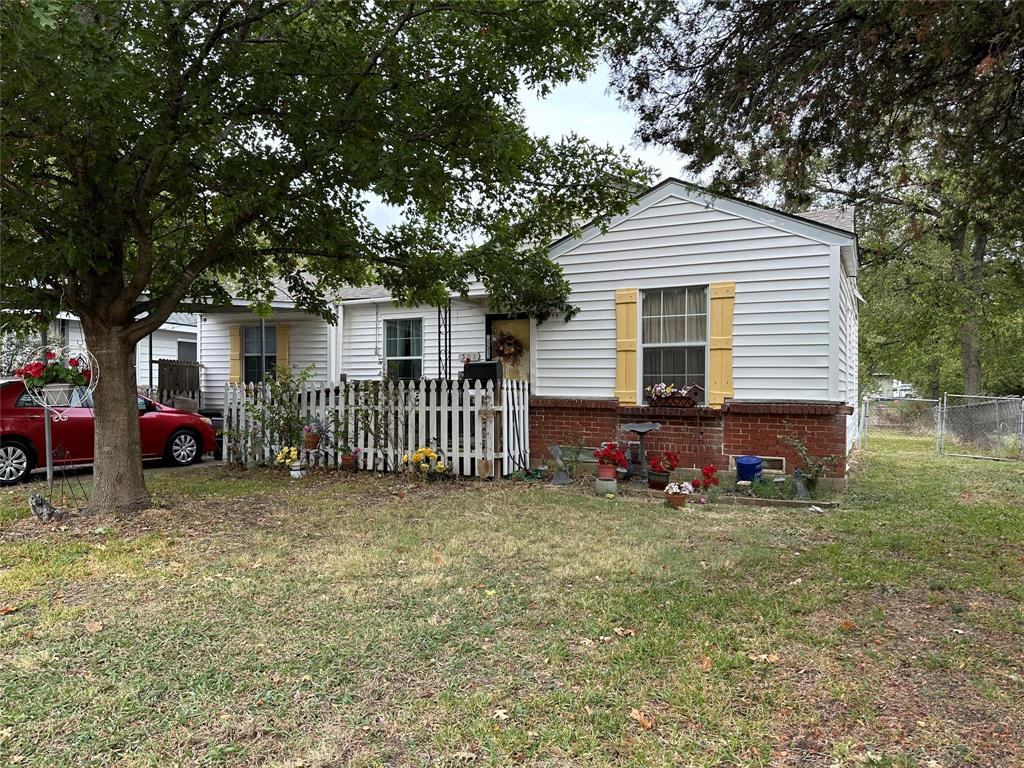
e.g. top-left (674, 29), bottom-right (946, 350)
top-left (199, 416), bottom-right (213, 426)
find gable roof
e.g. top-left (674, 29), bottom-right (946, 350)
top-left (550, 178), bottom-right (858, 257)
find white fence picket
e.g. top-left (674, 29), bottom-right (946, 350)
top-left (223, 377), bottom-right (527, 477)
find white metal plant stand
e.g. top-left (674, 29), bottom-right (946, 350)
top-left (17, 345), bottom-right (99, 491)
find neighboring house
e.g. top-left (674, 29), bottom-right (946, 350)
top-left (199, 179), bottom-right (861, 473)
top-left (46, 312), bottom-right (198, 390)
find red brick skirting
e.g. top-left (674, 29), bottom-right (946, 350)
top-left (529, 398), bottom-right (854, 477)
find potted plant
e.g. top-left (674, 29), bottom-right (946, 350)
top-left (302, 415), bottom-right (331, 450)
top-left (339, 445), bottom-right (360, 471)
top-left (664, 481), bottom-right (694, 508)
top-left (15, 350), bottom-right (92, 405)
top-left (593, 442), bottom-right (628, 480)
top-left (644, 382), bottom-right (704, 408)
top-left (276, 446), bottom-right (302, 479)
top-left (646, 451), bottom-right (680, 490)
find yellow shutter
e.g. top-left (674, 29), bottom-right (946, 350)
top-left (228, 325), bottom-right (241, 384)
top-left (708, 282), bottom-right (736, 408)
top-left (614, 288), bottom-right (639, 405)
top-left (275, 323), bottom-right (290, 374)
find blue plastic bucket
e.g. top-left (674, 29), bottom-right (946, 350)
top-left (735, 455), bottom-right (763, 482)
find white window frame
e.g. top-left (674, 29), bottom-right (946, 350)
top-left (383, 317), bottom-right (424, 379)
top-left (639, 285), bottom-right (709, 402)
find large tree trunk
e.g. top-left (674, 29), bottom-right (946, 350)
top-left (948, 221), bottom-right (987, 395)
top-left (81, 321), bottom-right (151, 514)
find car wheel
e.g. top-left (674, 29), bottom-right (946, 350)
top-left (0, 440), bottom-right (33, 486)
top-left (165, 429), bottom-right (200, 467)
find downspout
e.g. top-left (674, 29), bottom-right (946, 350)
top-left (335, 301), bottom-right (344, 379)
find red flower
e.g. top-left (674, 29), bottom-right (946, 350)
top-left (594, 441), bottom-right (628, 467)
top-left (83, 369), bottom-right (92, 381)
top-left (647, 451), bottom-right (680, 474)
top-left (68, 358), bottom-right (80, 367)
top-left (44, 350), bottom-right (57, 360)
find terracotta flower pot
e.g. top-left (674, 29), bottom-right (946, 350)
top-left (340, 453), bottom-right (357, 471)
top-left (303, 432), bottom-right (322, 450)
top-left (647, 470), bottom-right (670, 490)
top-left (597, 464), bottom-right (617, 480)
top-left (665, 493), bottom-right (689, 508)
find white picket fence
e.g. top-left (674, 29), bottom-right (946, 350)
top-left (224, 378), bottom-right (530, 478)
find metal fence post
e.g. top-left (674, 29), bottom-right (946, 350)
top-left (938, 393), bottom-right (946, 455)
top-left (1019, 398), bottom-right (1024, 461)
top-left (860, 396), bottom-right (869, 450)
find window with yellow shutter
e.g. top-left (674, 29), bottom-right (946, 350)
top-left (242, 325), bottom-right (277, 383)
top-left (641, 286), bottom-right (708, 401)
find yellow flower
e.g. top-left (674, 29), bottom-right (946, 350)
top-left (401, 454), bottom-right (409, 464)
top-left (419, 462), bottom-right (429, 472)
top-left (435, 462), bottom-right (445, 472)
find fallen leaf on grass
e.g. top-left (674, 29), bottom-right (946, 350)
top-left (840, 619), bottom-right (857, 632)
top-left (698, 655), bottom-right (713, 672)
top-left (629, 708), bottom-right (655, 731)
top-left (612, 626), bottom-right (636, 637)
top-left (747, 652), bottom-right (781, 664)
top-left (84, 620), bottom-right (103, 634)
top-left (1, 605), bottom-right (19, 615)
top-left (452, 750), bottom-right (477, 762)
top-left (492, 708), bottom-right (510, 721)
top-left (431, 550), bottom-right (444, 566)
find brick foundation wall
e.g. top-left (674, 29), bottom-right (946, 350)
top-left (529, 397), bottom-right (854, 476)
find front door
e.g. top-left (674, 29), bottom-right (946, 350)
top-left (490, 318), bottom-right (530, 382)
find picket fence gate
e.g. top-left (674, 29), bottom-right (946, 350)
top-left (223, 378), bottom-right (530, 478)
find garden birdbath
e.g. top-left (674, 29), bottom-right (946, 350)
top-left (620, 421), bottom-right (661, 480)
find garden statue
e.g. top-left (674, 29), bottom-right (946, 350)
top-left (548, 445), bottom-right (572, 485)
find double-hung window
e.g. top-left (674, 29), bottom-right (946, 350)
top-left (243, 325), bottom-right (276, 383)
top-left (384, 318), bottom-right (423, 379)
top-left (641, 286), bottom-right (707, 400)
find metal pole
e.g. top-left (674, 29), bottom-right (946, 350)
top-left (41, 329), bottom-right (54, 491)
top-left (938, 393), bottom-right (947, 455)
top-left (1019, 398), bottom-right (1024, 461)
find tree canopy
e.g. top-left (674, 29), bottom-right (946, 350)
top-left (609, 0), bottom-right (1024, 394)
top-left (1, 0), bottom-right (650, 512)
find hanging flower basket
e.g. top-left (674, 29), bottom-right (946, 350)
top-left (303, 432), bottom-right (322, 450)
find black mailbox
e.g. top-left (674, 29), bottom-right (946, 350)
top-left (463, 360), bottom-right (503, 383)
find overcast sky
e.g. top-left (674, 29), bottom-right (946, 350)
top-left (520, 63), bottom-right (685, 183)
top-left (365, 64), bottom-right (687, 228)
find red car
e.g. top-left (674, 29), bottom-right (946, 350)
top-left (0, 379), bottom-right (217, 485)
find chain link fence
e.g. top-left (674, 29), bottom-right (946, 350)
top-left (860, 397), bottom-right (940, 452)
top-left (862, 394), bottom-right (1024, 461)
top-left (939, 394), bottom-right (1024, 461)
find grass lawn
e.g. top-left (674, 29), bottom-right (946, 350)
top-left (2, 438), bottom-right (1022, 767)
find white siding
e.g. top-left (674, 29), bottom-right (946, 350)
top-left (535, 194), bottom-right (837, 400)
top-left (47, 318), bottom-right (196, 389)
top-left (199, 312), bottom-right (330, 412)
top-left (839, 264), bottom-right (861, 449)
top-left (341, 298), bottom-right (487, 379)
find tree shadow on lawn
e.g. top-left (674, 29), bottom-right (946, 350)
top-left (1, 452), bottom-right (1022, 767)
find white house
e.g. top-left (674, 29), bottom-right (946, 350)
top-left (45, 312), bottom-right (198, 391)
top-left (199, 179), bottom-right (861, 465)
